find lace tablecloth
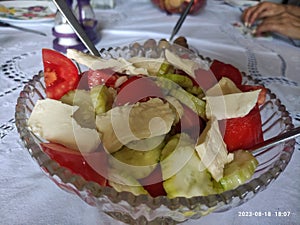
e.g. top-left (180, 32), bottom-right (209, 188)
top-left (0, 0), bottom-right (299, 224)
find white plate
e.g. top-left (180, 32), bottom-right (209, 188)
top-left (0, 1), bottom-right (56, 23)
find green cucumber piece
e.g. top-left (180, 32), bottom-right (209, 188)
top-left (157, 62), bottom-right (174, 76)
top-left (163, 151), bottom-right (216, 198)
top-left (219, 150), bottom-right (258, 191)
top-left (170, 87), bottom-right (206, 119)
top-left (108, 169), bottom-right (148, 196)
top-left (185, 85), bottom-right (204, 97)
top-left (160, 133), bottom-right (195, 180)
top-left (60, 89), bottom-right (90, 106)
top-left (161, 74), bottom-right (194, 88)
top-left (109, 137), bottom-right (165, 179)
top-left (160, 133), bottom-right (216, 198)
top-left (160, 134), bottom-right (180, 161)
top-left (60, 89), bottom-right (96, 129)
top-left (90, 85), bottom-right (113, 115)
top-left (156, 77), bottom-right (206, 119)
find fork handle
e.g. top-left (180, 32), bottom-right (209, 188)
top-left (251, 126), bottom-right (300, 154)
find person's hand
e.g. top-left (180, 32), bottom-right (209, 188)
top-left (254, 12), bottom-right (300, 39)
top-left (242, 2), bottom-right (287, 27)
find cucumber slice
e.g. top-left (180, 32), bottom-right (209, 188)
top-left (160, 134), bottom-right (180, 161)
top-left (163, 151), bottom-right (216, 198)
top-left (109, 137), bottom-right (165, 179)
top-left (60, 89), bottom-right (91, 106)
top-left (219, 150), bottom-right (258, 191)
top-left (60, 89), bottom-right (96, 129)
top-left (156, 77), bottom-right (206, 119)
top-left (185, 85), bottom-right (204, 97)
top-left (160, 74), bottom-right (194, 88)
top-left (108, 168), bottom-right (148, 196)
top-left (90, 85), bottom-right (114, 115)
top-left (170, 87), bottom-right (206, 119)
top-left (157, 62), bottom-right (174, 76)
top-left (60, 90), bottom-right (76, 106)
top-left (160, 133), bottom-right (216, 198)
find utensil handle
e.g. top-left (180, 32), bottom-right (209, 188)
top-left (170, 0), bottom-right (194, 41)
top-left (0, 21), bottom-right (46, 36)
top-left (251, 126), bottom-right (300, 154)
top-left (52, 0), bottom-right (100, 56)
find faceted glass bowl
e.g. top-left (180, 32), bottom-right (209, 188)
top-left (15, 39), bottom-right (295, 224)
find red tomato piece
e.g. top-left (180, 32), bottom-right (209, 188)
top-left (220, 104), bottom-right (264, 152)
top-left (138, 165), bottom-right (166, 197)
top-left (41, 143), bottom-right (107, 186)
top-left (114, 76), bottom-right (164, 106)
top-left (210, 59), bottom-right (242, 86)
top-left (42, 49), bottom-right (79, 100)
top-left (87, 68), bottom-right (120, 88)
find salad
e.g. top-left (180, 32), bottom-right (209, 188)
top-left (28, 41), bottom-right (266, 198)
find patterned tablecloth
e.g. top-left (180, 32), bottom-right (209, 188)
top-left (0, 0), bottom-right (299, 224)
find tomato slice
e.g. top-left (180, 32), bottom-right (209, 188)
top-left (138, 165), bottom-right (166, 197)
top-left (114, 76), bottom-right (164, 106)
top-left (194, 60), bottom-right (243, 91)
top-left (220, 104), bottom-right (264, 152)
top-left (41, 143), bottom-right (107, 186)
top-left (42, 49), bottom-right (79, 100)
top-left (210, 59), bottom-right (242, 86)
top-left (87, 68), bottom-right (120, 88)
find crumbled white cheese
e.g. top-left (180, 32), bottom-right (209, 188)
top-left (206, 77), bottom-right (242, 96)
top-left (127, 57), bottom-right (165, 75)
top-left (165, 49), bottom-right (208, 78)
top-left (195, 118), bottom-right (234, 181)
top-left (28, 99), bottom-right (101, 153)
top-left (205, 77), bottom-right (261, 120)
top-left (66, 49), bottom-right (147, 75)
top-left (205, 89), bottom-right (261, 120)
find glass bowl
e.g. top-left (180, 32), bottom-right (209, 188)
top-left (15, 39), bottom-right (295, 224)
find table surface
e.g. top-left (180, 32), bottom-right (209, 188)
top-left (0, 0), bottom-right (299, 224)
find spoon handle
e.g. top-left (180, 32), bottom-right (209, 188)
top-left (52, 0), bottom-right (100, 56)
top-left (251, 126), bottom-right (300, 154)
top-left (169, 0), bottom-right (194, 41)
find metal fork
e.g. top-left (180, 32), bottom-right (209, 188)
top-left (0, 21), bottom-right (47, 36)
